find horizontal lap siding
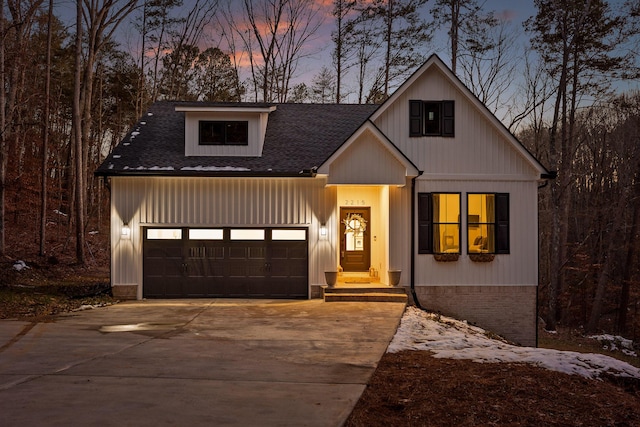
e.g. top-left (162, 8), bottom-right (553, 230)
top-left (111, 176), bottom-right (336, 293)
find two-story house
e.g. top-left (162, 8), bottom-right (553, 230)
top-left (96, 55), bottom-right (551, 346)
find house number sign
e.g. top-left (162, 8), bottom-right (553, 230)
top-left (344, 199), bottom-right (366, 206)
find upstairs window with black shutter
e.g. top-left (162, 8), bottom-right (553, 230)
top-left (409, 100), bottom-right (455, 137)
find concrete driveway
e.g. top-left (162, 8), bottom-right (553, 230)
top-left (0, 299), bottom-right (405, 426)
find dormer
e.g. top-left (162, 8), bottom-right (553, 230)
top-left (175, 104), bottom-right (277, 157)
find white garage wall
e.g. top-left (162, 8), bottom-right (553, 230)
top-left (110, 176), bottom-right (338, 297)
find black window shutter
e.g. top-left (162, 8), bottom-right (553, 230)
top-left (495, 193), bottom-right (510, 254)
top-left (442, 100), bottom-right (455, 137)
top-left (418, 193), bottom-right (433, 254)
top-left (409, 100), bottom-right (423, 137)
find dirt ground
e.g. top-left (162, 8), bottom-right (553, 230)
top-left (0, 259), bottom-right (114, 320)
top-left (346, 350), bottom-right (640, 427)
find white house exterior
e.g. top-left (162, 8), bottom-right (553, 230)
top-left (96, 55), bottom-right (550, 346)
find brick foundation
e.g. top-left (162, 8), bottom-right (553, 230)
top-left (413, 285), bottom-right (537, 347)
top-left (111, 285), bottom-right (138, 300)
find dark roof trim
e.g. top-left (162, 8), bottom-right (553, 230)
top-left (541, 171), bottom-right (557, 180)
top-left (94, 170), bottom-right (318, 178)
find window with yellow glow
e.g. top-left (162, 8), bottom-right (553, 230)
top-left (433, 193), bottom-right (460, 254)
top-left (467, 194), bottom-right (495, 253)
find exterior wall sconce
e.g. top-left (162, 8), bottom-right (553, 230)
top-left (122, 222), bottom-right (131, 239)
top-left (319, 223), bottom-right (327, 238)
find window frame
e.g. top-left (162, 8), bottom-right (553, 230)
top-left (418, 192), bottom-right (461, 255)
top-left (409, 100), bottom-right (455, 138)
top-left (198, 120), bottom-right (249, 146)
top-left (466, 193), bottom-right (510, 255)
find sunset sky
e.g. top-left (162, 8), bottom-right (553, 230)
top-left (53, 0), bottom-right (634, 102)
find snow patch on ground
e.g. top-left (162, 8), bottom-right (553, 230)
top-left (73, 303), bottom-right (110, 312)
top-left (389, 306), bottom-right (640, 380)
top-left (13, 260), bottom-right (29, 271)
top-left (180, 166), bottom-right (251, 172)
top-left (122, 166), bottom-right (174, 171)
top-left (589, 334), bottom-right (638, 357)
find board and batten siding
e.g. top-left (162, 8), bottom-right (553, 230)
top-left (412, 179), bottom-right (539, 287)
top-left (373, 67), bottom-right (539, 180)
top-left (327, 129), bottom-right (408, 185)
top-left (110, 176), bottom-right (338, 297)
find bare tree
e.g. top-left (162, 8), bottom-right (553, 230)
top-left (345, 7), bottom-right (383, 103)
top-left (367, 0), bottom-right (433, 98)
top-left (228, 0), bottom-right (323, 102)
top-left (156, 0), bottom-right (218, 100)
top-left (0, 0), bottom-right (5, 256)
top-left (457, 17), bottom-right (519, 118)
top-left (72, 0), bottom-right (85, 263)
top-left (72, 0), bottom-right (139, 264)
top-left (39, 0), bottom-right (53, 256)
top-left (507, 49), bottom-right (553, 135)
top-left (331, 0), bottom-right (358, 103)
top-left (431, 0), bottom-right (495, 75)
top-left (0, 0), bottom-right (44, 256)
top-left (528, 0), bottom-right (636, 330)
top-left (137, 0), bottom-right (183, 104)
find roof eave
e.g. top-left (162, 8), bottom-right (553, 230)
top-left (94, 170), bottom-right (317, 178)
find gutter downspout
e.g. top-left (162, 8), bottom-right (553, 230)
top-left (411, 172), bottom-right (424, 309)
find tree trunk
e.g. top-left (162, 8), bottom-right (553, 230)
top-left (383, 0), bottom-right (393, 97)
top-left (586, 184), bottom-right (630, 332)
top-left (73, 0), bottom-right (86, 264)
top-left (545, 55), bottom-right (569, 330)
top-left (40, 0), bottom-right (53, 256)
top-left (0, 0), bottom-right (5, 256)
top-left (449, 0), bottom-right (459, 74)
top-left (617, 201), bottom-right (638, 334)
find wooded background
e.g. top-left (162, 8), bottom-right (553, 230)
top-left (1, 0), bottom-right (639, 339)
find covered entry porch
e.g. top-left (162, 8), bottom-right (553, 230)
top-left (317, 122), bottom-right (420, 294)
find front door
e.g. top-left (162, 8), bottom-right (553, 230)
top-left (340, 207), bottom-right (370, 272)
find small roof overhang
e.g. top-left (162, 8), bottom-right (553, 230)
top-left (175, 104), bottom-right (277, 114)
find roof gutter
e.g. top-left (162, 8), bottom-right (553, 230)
top-left (540, 171), bottom-right (557, 180)
top-left (410, 171), bottom-right (424, 309)
top-left (94, 170), bottom-right (318, 178)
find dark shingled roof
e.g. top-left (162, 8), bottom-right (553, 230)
top-left (95, 101), bottom-right (379, 177)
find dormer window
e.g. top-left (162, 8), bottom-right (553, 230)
top-left (177, 104), bottom-right (276, 156)
top-left (409, 100), bottom-right (455, 137)
top-left (199, 121), bottom-right (248, 146)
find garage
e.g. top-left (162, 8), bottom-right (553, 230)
top-left (143, 227), bottom-right (308, 298)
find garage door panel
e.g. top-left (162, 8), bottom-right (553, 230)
top-left (228, 246), bottom-right (247, 259)
top-left (144, 227), bottom-right (308, 299)
top-left (207, 246), bottom-right (225, 259)
top-left (270, 247), bottom-right (288, 259)
top-left (248, 247), bottom-right (266, 259)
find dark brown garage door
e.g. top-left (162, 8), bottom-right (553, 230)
top-left (143, 227), bottom-right (308, 298)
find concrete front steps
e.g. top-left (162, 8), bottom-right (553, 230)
top-left (323, 285), bottom-right (408, 303)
